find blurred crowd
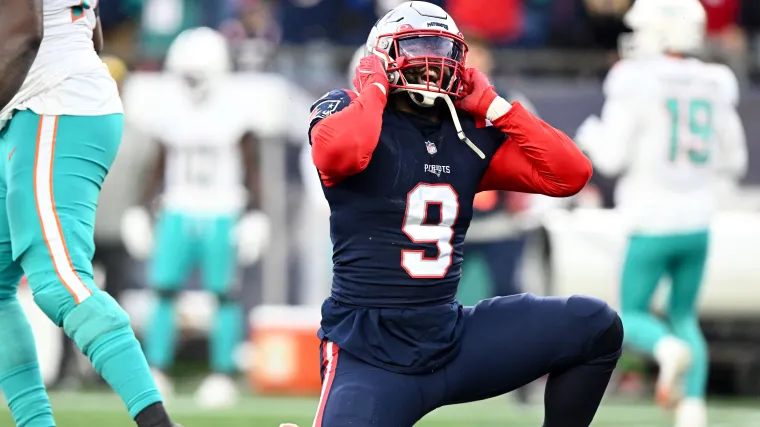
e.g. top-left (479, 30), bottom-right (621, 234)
top-left (99, 0), bottom-right (760, 80)
top-left (91, 0), bottom-right (760, 318)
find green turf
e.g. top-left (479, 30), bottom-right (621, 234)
top-left (1, 392), bottom-right (759, 427)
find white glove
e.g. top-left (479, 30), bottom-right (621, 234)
top-left (121, 206), bottom-right (154, 260)
top-left (236, 211), bottom-right (271, 266)
top-left (574, 115), bottom-right (602, 153)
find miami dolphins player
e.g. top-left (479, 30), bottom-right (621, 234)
top-left (0, 1), bottom-right (181, 427)
top-left (0, 0), bottom-right (42, 113)
top-left (576, 1), bottom-right (747, 426)
top-left (122, 27), bottom-right (269, 408)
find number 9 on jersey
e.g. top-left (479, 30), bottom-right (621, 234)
top-left (401, 184), bottom-right (460, 279)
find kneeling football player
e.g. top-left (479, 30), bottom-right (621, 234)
top-left (307, 2), bottom-right (624, 426)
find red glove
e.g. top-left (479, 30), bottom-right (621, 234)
top-left (352, 55), bottom-right (389, 96)
top-left (455, 68), bottom-right (500, 120)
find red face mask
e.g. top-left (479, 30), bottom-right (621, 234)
top-left (376, 29), bottom-right (468, 99)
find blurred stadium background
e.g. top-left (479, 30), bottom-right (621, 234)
top-left (4, 0), bottom-right (760, 426)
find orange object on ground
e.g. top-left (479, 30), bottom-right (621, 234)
top-left (248, 305), bottom-right (323, 395)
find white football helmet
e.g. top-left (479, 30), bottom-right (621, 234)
top-left (619, 0), bottom-right (707, 59)
top-left (165, 27), bottom-right (232, 100)
top-left (365, 1), bottom-right (467, 107)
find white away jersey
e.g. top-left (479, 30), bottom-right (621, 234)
top-left (0, 0), bottom-right (122, 127)
top-left (585, 57), bottom-right (747, 233)
top-left (127, 78), bottom-right (252, 215)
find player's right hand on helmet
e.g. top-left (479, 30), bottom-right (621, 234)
top-left (455, 67), bottom-right (499, 120)
top-left (352, 55), bottom-right (389, 96)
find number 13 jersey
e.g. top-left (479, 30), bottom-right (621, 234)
top-left (153, 80), bottom-right (249, 215)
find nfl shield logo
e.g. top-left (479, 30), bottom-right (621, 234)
top-left (425, 140), bottom-right (437, 155)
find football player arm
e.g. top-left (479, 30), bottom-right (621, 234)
top-left (92, 5), bottom-right (103, 54)
top-left (714, 68), bottom-right (748, 180)
top-left (139, 142), bottom-right (167, 208)
top-left (309, 86), bottom-right (386, 186)
top-left (240, 131), bottom-right (261, 209)
top-left (715, 106), bottom-right (748, 180)
top-left (574, 61), bottom-right (643, 177)
top-left (576, 96), bottom-right (639, 177)
top-left (0, 0), bottom-right (43, 111)
top-left (478, 102), bottom-right (592, 197)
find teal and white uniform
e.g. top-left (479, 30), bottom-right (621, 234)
top-left (132, 77), bottom-right (251, 374)
top-left (149, 81), bottom-right (247, 293)
top-left (0, 1), bottom-right (163, 425)
top-left (580, 56), bottom-right (748, 398)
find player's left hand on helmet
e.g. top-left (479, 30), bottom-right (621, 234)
top-left (455, 68), bottom-right (501, 120)
top-left (236, 210), bottom-right (271, 266)
top-left (352, 55), bottom-right (389, 97)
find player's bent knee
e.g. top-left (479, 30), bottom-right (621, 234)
top-left (566, 295), bottom-right (612, 318)
top-left (586, 312), bottom-right (624, 362)
top-left (60, 291), bottom-right (131, 355)
top-left (32, 281), bottom-right (80, 326)
top-left (565, 295), bottom-right (622, 360)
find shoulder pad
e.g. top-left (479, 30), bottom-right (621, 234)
top-left (309, 89), bottom-right (355, 131)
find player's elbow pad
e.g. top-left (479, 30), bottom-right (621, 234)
top-left (551, 155), bottom-right (593, 197)
top-left (311, 119), bottom-right (378, 178)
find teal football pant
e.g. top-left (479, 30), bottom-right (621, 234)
top-left (145, 212), bottom-right (242, 374)
top-left (620, 231), bottom-right (709, 398)
top-left (0, 111), bottom-right (163, 425)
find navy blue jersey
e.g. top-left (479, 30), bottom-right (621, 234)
top-left (309, 89), bottom-right (508, 373)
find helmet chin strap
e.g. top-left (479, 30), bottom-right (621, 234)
top-left (443, 95), bottom-right (486, 159)
top-left (394, 86), bottom-right (486, 160)
top-left (400, 88), bottom-right (486, 159)
top-left (405, 88), bottom-right (439, 108)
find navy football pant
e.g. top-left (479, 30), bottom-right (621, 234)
top-left (313, 294), bottom-right (622, 427)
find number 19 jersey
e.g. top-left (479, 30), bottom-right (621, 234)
top-left (603, 57), bottom-right (746, 233)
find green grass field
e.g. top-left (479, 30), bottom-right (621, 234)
top-left (1, 392), bottom-right (758, 427)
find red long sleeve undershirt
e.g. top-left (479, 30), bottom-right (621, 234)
top-left (310, 86), bottom-right (385, 187)
top-left (478, 102), bottom-right (593, 197)
top-left (311, 92), bottom-right (592, 196)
